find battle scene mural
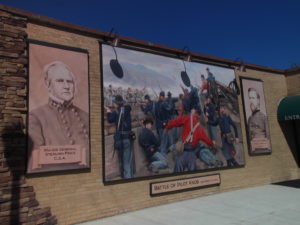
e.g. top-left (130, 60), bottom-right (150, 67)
top-left (102, 43), bottom-right (245, 182)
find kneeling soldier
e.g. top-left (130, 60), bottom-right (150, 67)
top-left (139, 119), bottom-right (168, 173)
top-left (165, 108), bottom-right (215, 172)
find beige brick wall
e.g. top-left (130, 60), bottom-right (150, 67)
top-left (235, 70), bottom-right (300, 182)
top-left (25, 23), bottom-right (300, 225)
top-left (286, 73), bottom-right (300, 95)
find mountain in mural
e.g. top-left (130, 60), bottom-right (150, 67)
top-left (103, 62), bottom-right (182, 95)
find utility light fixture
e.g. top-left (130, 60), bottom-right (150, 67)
top-left (180, 46), bottom-right (191, 87)
top-left (109, 28), bottom-right (124, 79)
top-left (234, 57), bottom-right (246, 72)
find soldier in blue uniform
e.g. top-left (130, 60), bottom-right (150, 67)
top-left (206, 68), bottom-right (218, 105)
top-left (180, 87), bottom-right (191, 115)
top-left (155, 91), bottom-right (172, 154)
top-left (140, 94), bottom-right (156, 119)
top-left (204, 96), bottom-right (218, 142)
top-left (138, 119), bottom-right (168, 173)
top-left (166, 92), bottom-right (178, 119)
top-left (206, 67), bottom-right (215, 81)
top-left (189, 85), bottom-right (202, 115)
top-left (166, 92), bottom-right (179, 152)
top-left (218, 105), bottom-right (240, 167)
top-left (105, 95), bottom-right (134, 179)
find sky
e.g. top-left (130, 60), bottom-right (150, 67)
top-left (1, 0), bottom-right (300, 69)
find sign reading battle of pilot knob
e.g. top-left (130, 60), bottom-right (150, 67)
top-left (27, 41), bottom-right (90, 174)
top-left (150, 174), bottom-right (221, 196)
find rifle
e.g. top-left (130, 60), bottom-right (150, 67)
top-left (151, 87), bottom-right (159, 99)
top-left (150, 87), bottom-right (158, 120)
top-left (158, 84), bottom-right (163, 92)
top-left (112, 107), bottom-right (124, 159)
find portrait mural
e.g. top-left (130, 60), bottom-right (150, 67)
top-left (240, 77), bottom-right (272, 155)
top-left (102, 43), bottom-right (245, 182)
top-left (27, 41), bottom-right (90, 174)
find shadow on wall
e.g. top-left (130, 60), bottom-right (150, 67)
top-left (1, 118), bottom-right (58, 224)
top-left (2, 120), bottom-right (26, 224)
top-left (279, 120), bottom-right (300, 168)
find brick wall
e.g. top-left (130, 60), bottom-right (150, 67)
top-left (286, 72), bottom-right (300, 96)
top-left (235, 70), bottom-right (300, 182)
top-left (24, 22), bottom-right (300, 225)
top-left (1, 6), bottom-right (300, 225)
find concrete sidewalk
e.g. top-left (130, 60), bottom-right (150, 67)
top-left (78, 185), bottom-right (300, 225)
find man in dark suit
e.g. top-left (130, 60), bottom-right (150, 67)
top-left (28, 61), bottom-right (89, 173)
top-left (247, 87), bottom-right (271, 152)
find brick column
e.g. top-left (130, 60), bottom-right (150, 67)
top-left (0, 10), bottom-right (57, 225)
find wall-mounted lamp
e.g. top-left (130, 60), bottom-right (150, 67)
top-left (185, 54), bottom-right (191, 62)
top-left (109, 28), bottom-right (124, 79)
top-left (237, 63), bottom-right (246, 72)
top-left (234, 57), bottom-right (246, 72)
top-left (228, 78), bottom-right (240, 96)
top-left (112, 37), bottom-right (119, 47)
top-left (180, 46), bottom-right (191, 87)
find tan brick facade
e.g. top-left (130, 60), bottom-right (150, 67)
top-left (1, 5), bottom-right (300, 225)
top-left (23, 23), bottom-right (300, 225)
top-left (286, 73), bottom-right (300, 96)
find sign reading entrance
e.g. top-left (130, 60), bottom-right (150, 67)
top-left (150, 174), bottom-right (221, 196)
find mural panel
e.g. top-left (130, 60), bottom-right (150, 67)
top-left (27, 41), bottom-right (90, 174)
top-left (102, 43), bottom-right (245, 182)
top-left (240, 77), bottom-right (272, 155)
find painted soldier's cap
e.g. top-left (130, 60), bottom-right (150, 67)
top-left (113, 95), bottom-right (125, 104)
top-left (143, 118), bottom-right (154, 126)
top-left (219, 102), bottom-right (226, 107)
top-left (206, 94), bottom-right (213, 99)
top-left (144, 94), bottom-right (150, 100)
top-left (191, 106), bottom-right (201, 115)
top-left (159, 91), bottom-right (165, 97)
